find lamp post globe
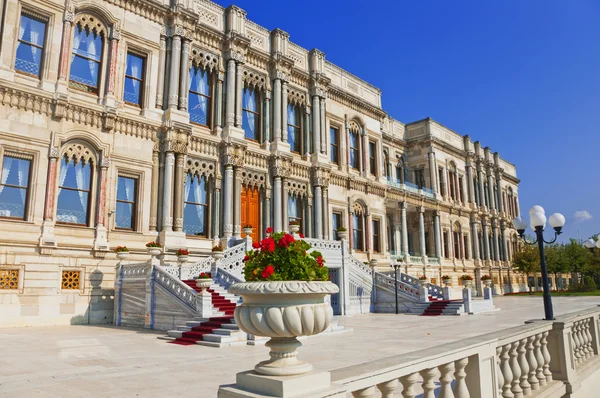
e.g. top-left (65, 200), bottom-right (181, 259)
top-left (596, 239), bottom-right (600, 249)
top-left (530, 212), bottom-right (547, 230)
top-left (529, 205), bottom-right (545, 216)
top-left (548, 213), bottom-right (566, 234)
top-left (513, 216), bottom-right (527, 236)
top-left (585, 239), bottom-right (596, 250)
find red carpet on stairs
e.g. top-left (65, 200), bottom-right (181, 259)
top-left (421, 300), bottom-right (455, 316)
top-left (169, 280), bottom-right (238, 346)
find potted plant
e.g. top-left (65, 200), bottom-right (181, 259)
top-left (211, 245), bottom-right (224, 260)
top-left (146, 241), bottom-right (162, 257)
top-left (441, 275), bottom-right (451, 286)
top-left (288, 219), bottom-right (300, 235)
top-left (459, 274), bottom-right (474, 287)
top-left (195, 272), bottom-right (212, 291)
top-left (418, 274), bottom-right (428, 286)
top-left (114, 246), bottom-right (129, 261)
top-left (481, 274), bottom-right (492, 287)
top-left (228, 228), bottom-right (339, 376)
top-left (176, 248), bottom-right (190, 263)
top-left (369, 258), bottom-right (378, 268)
top-left (336, 227), bottom-right (348, 240)
top-left (242, 224), bottom-right (253, 236)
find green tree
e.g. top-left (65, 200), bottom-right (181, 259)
top-left (563, 239), bottom-right (593, 283)
top-left (512, 244), bottom-right (540, 283)
top-left (546, 244), bottom-right (568, 291)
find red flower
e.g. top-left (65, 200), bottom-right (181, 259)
top-left (243, 255), bottom-right (249, 262)
top-left (278, 233), bottom-right (295, 248)
top-left (252, 242), bottom-right (260, 249)
top-left (266, 227), bottom-right (274, 234)
top-left (299, 233), bottom-right (305, 238)
top-left (261, 237), bottom-right (276, 253)
top-left (316, 255), bottom-right (324, 267)
top-left (261, 265), bottom-right (275, 279)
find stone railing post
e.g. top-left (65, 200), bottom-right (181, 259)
top-left (196, 289), bottom-right (213, 318)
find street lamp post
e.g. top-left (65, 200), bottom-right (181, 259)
top-left (390, 258), bottom-right (403, 314)
top-left (513, 205), bottom-right (565, 321)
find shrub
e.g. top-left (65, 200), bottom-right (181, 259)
top-left (336, 227), bottom-right (347, 232)
top-left (197, 272), bottom-right (211, 279)
top-left (572, 276), bottom-right (597, 292)
top-left (441, 275), bottom-right (451, 280)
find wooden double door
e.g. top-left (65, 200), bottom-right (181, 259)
top-left (240, 186), bottom-right (260, 242)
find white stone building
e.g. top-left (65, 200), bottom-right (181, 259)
top-left (0, 0), bottom-right (521, 327)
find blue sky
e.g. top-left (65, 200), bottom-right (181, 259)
top-left (216, 0), bottom-right (600, 242)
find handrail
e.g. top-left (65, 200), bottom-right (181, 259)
top-left (218, 241), bottom-right (247, 279)
top-left (374, 271), bottom-right (420, 301)
top-left (154, 265), bottom-right (197, 312)
top-left (400, 272), bottom-right (444, 299)
top-left (184, 256), bottom-right (213, 280)
top-left (215, 266), bottom-right (243, 291)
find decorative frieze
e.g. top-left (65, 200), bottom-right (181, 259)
top-left (242, 68), bottom-right (268, 91)
top-left (190, 47), bottom-right (220, 72)
top-left (270, 156), bottom-right (291, 178)
top-left (312, 167), bottom-right (330, 187)
top-left (241, 170), bottom-right (267, 190)
top-left (186, 158), bottom-right (216, 179)
top-left (221, 144), bottom-right (245, 167)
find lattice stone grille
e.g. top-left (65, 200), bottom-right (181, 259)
top-left (61, 271), bottom-right (81, 290)
top-left (0, 269), bottom-right (19, 289)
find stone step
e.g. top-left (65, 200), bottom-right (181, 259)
top-left (202, 331), bottom-right (247, 343)
top-left (167, 330), bottom-right (184, 338)
top-left (219, 323), bottom-right (240, 330)
top-left (196, 340), bottom-right (248, 348)
top-left (210, 327), bottom-right (241, 336)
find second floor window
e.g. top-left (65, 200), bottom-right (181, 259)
top-left (349, 131), bottom-right (359, 169)
top-left (0, 155), bottom-right (31, 220)
top-left (70, 23), bottom-right (104, 94)
top-left (124, 53), bottom-right (145, 106)
top-left (115, 176), bottom-right (136, 229)
top-left (372, 219), bottom-right (381, 252)
top-left (16, 14), bottom-right (47, 78)
top-left (330, 127), bottom-right (339, 164)
top-left (57, 157), bottom-right (92, 225)
top-left (415, 169), bottom-right (425, 189)
top-left (189, 66), bottom-right (211, 126)
top-left (184, 174), bottom-right (208, 237)
top-left (458, 176), bottom-right (464, 202)
top-left (242, 87), bottom-right (260, 141)
top-left (288, 196), bottom-right (302, 229)
top-left (369, 142), bottom-right (376, 176)
top-left (332, 211), bottom-right (342, 240)
top-left (287, 104), bottom-right (301, 153)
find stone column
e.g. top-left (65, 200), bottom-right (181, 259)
top-left (306, 198), bottom-right (313, 238)
top-left (311, 95), bottom-right (320, 154)
top-left (225, 59), bottom-right (236, 127)
top-left (273, 79), bottom-right (282, 142)
top-left (168, 35), bottom-right (182, 110)
top-left (150, 150), bottom-right (160, 231)
top-left (466, 158), bottom-right (476, 204)
top-left (235, 62), bottom-right (243, 128)
top-left (156, 35), bottom-right (167, 108)
top-left (366, 211), bottom-right (372, 253)
top-left (264, 189), bottom-right (271, 235)
top-left (459, 230), bottom-right (466, 261)
top-left (214, 72), bottom-right (224, 131)
top-left (173, 153), bottom-right (185, 232)
top-left (273, 176), bottom-right (282, 232)
top-left (314, 185), bottom-right (323, 239)
top-left (433, 211), bottom-right (442, 259)
top-left (418, 207), bottom-right (426, 259)
top-left (477, 164), bottom-right (486, 208)
top-left (323, 188), bottom-right (330, 239)
top-left (487, 166), bottom-right (495, 210)
top-left (43, 148), bottom-right (59, 221)
top-left (281, 81), bottom-right (288, 142)
top-left (482, 220), bottom-right (491, 262)
top-left (162, 152), bottom-right (175, 232)
top-left (362, 128), bottom-right (369, 177)
top-left (501, 220), bottom-right (509, 263)
top-left (105, 33), bottom-right (120, 99)
top-left (304, 108), bottom-right (311, 157)
top-left (320, 97), bottom-right (326, 153)
top-left (212, 178), bottom-right (221, 239)
top-left (57, 13), bottom-right (74, 83)
top-left (491, 219), bottom-right (500, 262)
top-left (222, 165), bottom-right (234, 239)
top-left (428, 150), bottom-right (438, 194)
top-left (263, 93), bottom-right (271, 143)
top-left (394, 222), bottom-right (402, 255)
top-left (496, 169), bottom-right (504, 213)
top-left (471, 220), bottom-right (481, 262)
top-left (178, 40), bottom-right (190, 111)
top-left (233, 167), bottom-right (242, 238)
top-left (282, 183), bottom-right (289, 227)
top-left (401, 202), bottom-right (409, 261)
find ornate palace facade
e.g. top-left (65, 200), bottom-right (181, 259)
top-left (0, 0), bottom-right (520, 326)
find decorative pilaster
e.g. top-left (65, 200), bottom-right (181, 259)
top-left (212, 177), bottom-right (222, 240)
top-left (235, 62), bottom-right (243, 127)
top-left (477, 163), bottom-right (486, 209)
top-left (482, 219), bottom-right (491, 263)
top-left (178, 40), bottom-right (190, 111)
top-left (222, 165), bottom-right (234, 239)
top-left (214, 71), bottom-right (224, 132)
top-left (311, 94), bottom-right (320, 154)
top-left (418, 207), bottom-right (426, 260)
top-left (320, 97), bottom-right (326, 153)
top-left (433, 211), bottom-right (442, 259)
top-left (156, 35), bottom-right (167, 108)
top-left (150, 149), bottom-right (160, 231)
top-left (94, 157), bottom-right (110, 251)
top-left (273, 176), bottom-right (282, 232)
top-left (492, 219), bottom-right (501, 262)
top-left (401, 202), bottom-right (409, 262)
top-left (263, 92), bottom-right (271, 144)
top-left (168, 35), bottom-right (182, 110)
top-left (173, 153), bottom-right (185, 232)
top-left (273, 78), bottom-right (282, 141)
top-left (471, 218), bottom-right (481, 263)
top-left (428, 150), bottom-right (438, 194)
top-left (43, 147), bottom-right (60, 221)
top-left (57, 12), bottom-right (74, 83)
top-left (466, 153), bottom-right (476, 204)
top-left (314, 185), bottom-right (323, 239)
top-left (281, 81), bottom-right (288, 142)
top-left (105, 30), bottom-right (121, 100)
top-left (233, 167), bottom-right (242, 238)
top-left (225, 59), bottom-right (236, 127)
top-left (487, 164), bottom-right (496, 210)
top-left (162, 151), bottom-right (175, 231)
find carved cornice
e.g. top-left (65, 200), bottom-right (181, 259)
top-left (312, 167), bottom-right (330, 187)
top-left (270, 156), bottom-right (291, 178)
top-left (221, 143), bottom-right (246, 167)
top-left (327, 86), bottom-right (386, 121)
top-left (101, 0), bottom-right (168, 24)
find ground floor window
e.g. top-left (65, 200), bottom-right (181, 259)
top-left (184, 174), bottom-right (208, 236)
top-left (352, 214), bottom-right (364, 251)
top-left (332, 211), bottom-right (343, 240)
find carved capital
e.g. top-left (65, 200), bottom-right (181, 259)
top-left (221, 145), bottom-right (245, 167)
top-left (110, 29), bottom-right (121, 41)
top-left (312, 167), bottom-right (330, 187)
top-left (64, 11), bottom-right (74, 23)
top-left (270, 157), bottom-right (291, 178)
top-left (49, 146), bottom-right (60, 159)
top-left (101, 157), bottom-right (111, 168)
top-left (225, 49), bottom-right (246, 63)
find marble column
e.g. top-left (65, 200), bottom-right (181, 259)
top-left (281, 81), bottom-right (288, 142)
top-left (282, 183), bottom-right (289, 227)
top-left (173, 153), bottom-right (185, 232)
top-left (273, 79), bottom-right (282, 142)
top-left (225, 59), bottom-right (236, 127)
top-left (233, 167), bottom-right (242, 238)
top-left (43, 150), bottom-right (59, 221)
top-left (471, 220), bottom-right (481, 262)
top-left (222, 165), bottom-right (234, 238)
top-left (162, 151), bottom-right (175, 231)
top-left (482, 220), bottom-right (491, 262)
top-left (273, 176), bottom-right (282, 232)
top-left (150, 150), bottom-right (160, 231)
top-left (459, 230), bottom-right (466, 260)
top-left (263, 94), bottom-right (271, 143)
top-left (306, 199), bottom-right (313, 238)
top-left (156, 35), bottom-right (167, 108)
top-left (401, 202), bottom-right (409, 259)
top-left (96, 161), bottom-right (109, 226)
top-left (394, 222), bottom-right (402, 255)
top-left (428, 150), bottom-right (438, 194)
top-left (105, 36), bottom-right (119, 98)
top-left (466, 159), bottom-right (476, 204)
top-left (320, 97), bottom-right (326, 153)
top-left (418, 208), bottom-right (427, 260)
top-left (311, 95), bottom-right (320, 154)
top-left (362, 128), bottom-right (369, 177)
top-left (235, 63), bottom-right (243, 128)
top-left (492, 219), bottom-right (501, 262)
top-left (212, 179), bottom-right (221, 239)
top-left (214, 72), bottom-right (224, 130)
top-left (264, 190), bottom-right (271, 235)
top-left (477, 165), bottom-right (486, 209)
top-left (177, 40), bottom-right (190, 111)
top-left (366, 212), bottom-right (372, 253)
top-left (314, 185), bottom-right (323, 239)
top-left (487, 166), bottom-right (495, 210)
top-left (433, 211), bottom-right (441, 259)
top-left (57, 16), bottom-right (74, 82)
top-left (323, 188), bottom-right (330, 240)
top-left (168, 35), bottom-right (181, 110)
top-left (501, 220), bottom-right (509, 263)
top-left (496, 170), bottom-right (503, 213)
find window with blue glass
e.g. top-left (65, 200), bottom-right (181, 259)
top-left (349, 130), bottom-right (359, 169)
top-left (330, 127), bottom-right (339, 164)
top-left (287, 104), bottom-right (301, 153)
top-left (0, 155), bottom-right (31, 220)
top-left (242, 87), bottom-right (260, 141)
top-left (56, 157), bottom-right (92, 225)
top-left (288, 196), bottom-right (302, 228)
top-left (332, 211), bottom-right (342, 240)
top-left (123, 53), bottom-right (145, 106)
top-left (69, 23), bottom-right (104, 93)
top-left (115, 176), bottom-right (137, 230)
top-left (184, 173), bottom-right (208, 236)
top-left (15, 13), bottom-right (47, 78)
top-left (352, 213), bottom-right (364, 251)
top-left (189, 66), bottom-right (211, 126)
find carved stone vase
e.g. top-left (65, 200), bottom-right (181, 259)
top-left (228, 281), bottom-right (339, 376)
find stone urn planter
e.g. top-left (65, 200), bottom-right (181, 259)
top-left (228, 281), bottom-right (339, 376)
top-left (116, 252), bottom-right (129, 261)
top-left (147, 247), bottom-right (161, 257)
top-left (418, 279), bottom-right (428, 287)
top-left (369, 259), bottom-right (378, 268)
top-left (242, 227), bottom-right (253, 236)
top-left (442, 278), bottom-right (451, 287)
top-left (482, 279), bottom-right (492, 287)
top-left (461, 279), bottom-right (473, 287)
top-left (337, 230), bottom-right (348, 240)
top-left (195, 278), bottom-right (213, 291)
top-left (177, 255), bottom-right (189, 264)
top-left (212, 251), bottom-right (224, 260)
top-left (288, 224), bottom-right (300, 234)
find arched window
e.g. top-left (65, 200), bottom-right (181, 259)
top-left (396, 159), bottom-right (405, 184)
top-left (56, 155), bottom-right (93, 225)
top-left (288, 195), bottom-right (303, 230)
top-left (189, 66), bottom-right (211, 126)
top-left (448, 163), bottom-right (457, 201)
top-left (348, 122), bottom-right (361, 170)
top-left (507, 187), bottom-right (514, 217)
top-left (242, 86), bottom-right (260, 141)
top-left (183, 174), bottom-right (209, 237)
top-left (70, 17), bottom-right (105, 94)
top-left (384, 151), bottom-right (391, 180)
top-left (287, 103), bottom-right (301, 153)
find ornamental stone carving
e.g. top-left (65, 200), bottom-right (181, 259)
top-left (49, 146), bottom-right (60, 159)
top-left (100, 157), bottom-right (111, 168)
top-left (312, 167), bottom-right (330, 187)
top-left (225, 49), bottom-right (246, 63)
top-left (241, 170), bottom-right (267, 190)
top-left (64, 11), bottom-right (74, 23)
top-left (270, 157), bottom-right (291, 178)
top-left (221, 144), bottom-right (245, 167)
top-left (62, 142), bottom-right (96, 164)
top-left (190, 48), bottom-right (219, 72)
top-left (286, 180), bottom-right (309, 197)
top-left (163, 140), bottom-right (188, 154)
top-left (186, 158), bottom-right (216, 179)
top-left (242, 69), bottom-right (267, 91)
top-left (229, 281), bottom-right (339, 295)
top-left (287, 87), bottom-right (307, 106)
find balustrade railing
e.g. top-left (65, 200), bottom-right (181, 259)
top-left (428, 257), bottom-right (441, 265)
top-left (409, 255), bottom-right (423, 264)
top-left (217, 242), bottom-right (247, 279)
top-left (184, 256), bottom-right (213, 280)
top-left (214, 266), bottom-right (243, 291)
top-left (346, 253), bottom-right (373, 313)
top-left (154, 265), bottom-right (197, 312)
top-left (374, 271), bottom-right (420, 300)
top-left (399, 272), bottom-right (443, 299)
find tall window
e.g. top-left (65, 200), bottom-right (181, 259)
top-left (56, 157), bottom-right (92, 225)
top-left (330, 127), bottom-right (339, 164)
top-left (124, 53), bottom-right (145, 106)
top-left (372, 219), bottom-right (381, 253)
top-left (384, 152), bottom-right (390, 180)
top-left (368, 141), bottom-right (377, 176)
top-left (115, 176), bottom-right (136, 229)
top-left (453, 231), bottom-right (461, 259)
top-left (438, 168), bottom-right (446, 196)
top-left (332, 211), bottom-right (343, 240)
top-left (184, 174), bottom-right (208, 236)
top-left (443, 231), bottom-right (449, 259)
top-left (463, 235), bottom-right (470, 259)
top-left (242, 87), bottom-right (260, 141)
top-left (415, 169), bottom-right (425, 189)
top-left (396, 163), bottom-right (403, 184)
top-left (458, 176), bottom-right (464, 202)
top-left (0, 156), bottom-right (31, 220)
top-left (287, 104), bottom-right (301, 153)
top-left (448, 165), bottom-right (456, 200)
top-left (484, 182), bottom-right (490, 207)
top-left (288, 196), bottom-right (302, 229)
top-left (70, 22), bottom-right (104, 93)
top-left (349, 130), bottom-right (359, 169)
top-left (352, 214), bottom-right (364, 251)
top-left (15, 13), bottom-right (47, 78)
top-left (189, 66), bottom-right (211, 126)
